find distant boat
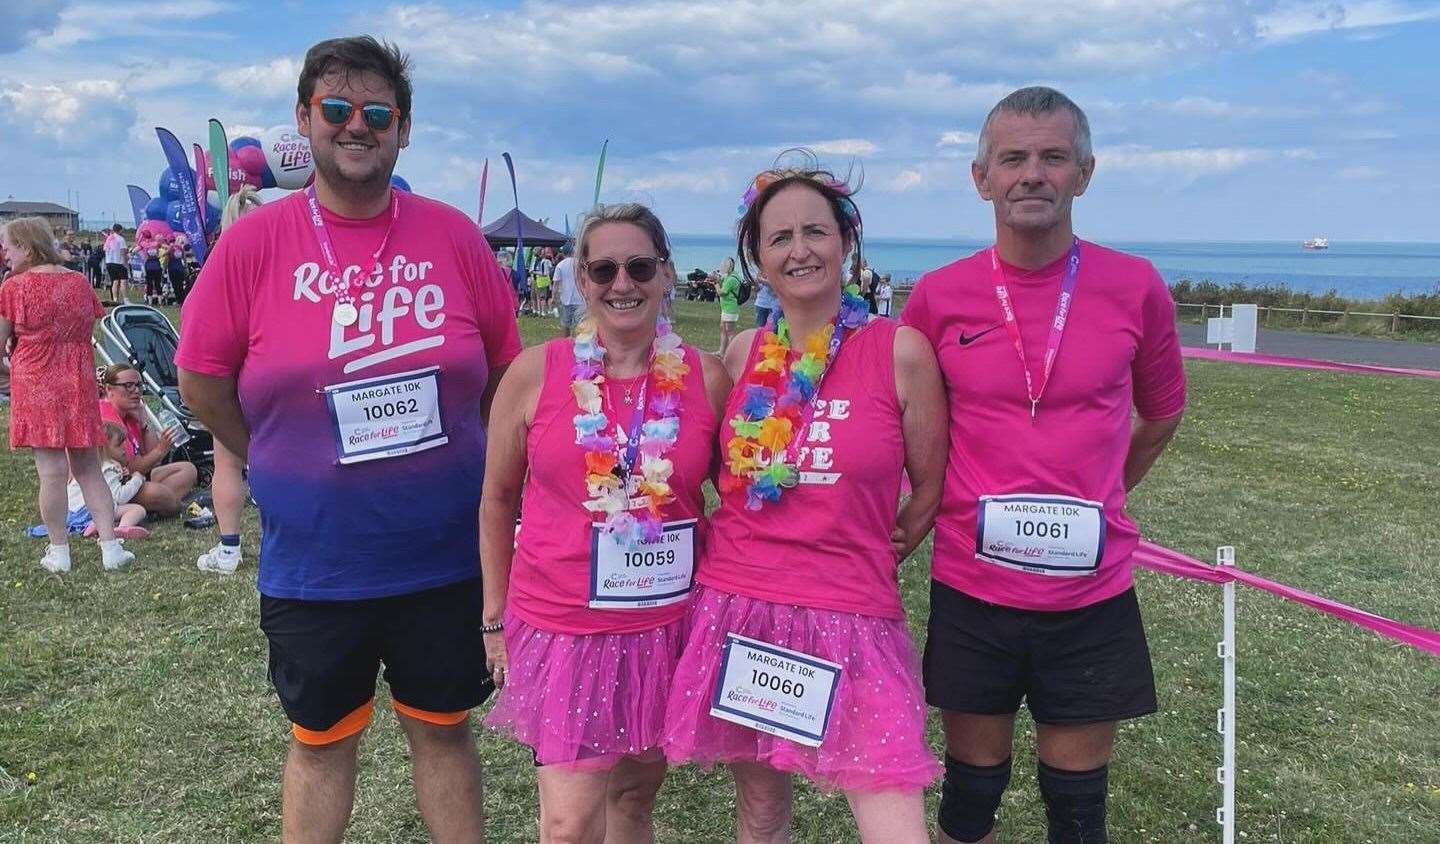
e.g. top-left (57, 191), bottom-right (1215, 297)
top-left (1302, 237), bottom-right (1329, 250)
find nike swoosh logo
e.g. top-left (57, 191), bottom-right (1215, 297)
top-left (956, 324), bottom-right (1002, 346)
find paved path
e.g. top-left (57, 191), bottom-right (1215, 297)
top-left (1178, 323), bottom-right (1440, 370)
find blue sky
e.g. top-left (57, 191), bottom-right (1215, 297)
top-left (4, 0), bottom-right (1438, 241)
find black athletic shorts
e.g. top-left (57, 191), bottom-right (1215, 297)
top-left (923, 580), bottom-right (1157, 724)
top-left (259, 577), bottom-right (492, 741)
top-left (105, 263), bottom-right (128, 283)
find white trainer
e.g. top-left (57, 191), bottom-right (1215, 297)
top-left (196, 544), bottom-right (242, 574)
top-left (100, 539), bottom-right (135, 571)
top-left (40, 544), bottom-right (72, 574)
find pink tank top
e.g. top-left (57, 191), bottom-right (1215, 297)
top-left (508, 338), bottom-right (718, 634)
top-left (699, 318), bottom-right (907, 619)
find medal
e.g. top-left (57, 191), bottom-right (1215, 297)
top-left (333, 301), bottom-right (359, 326)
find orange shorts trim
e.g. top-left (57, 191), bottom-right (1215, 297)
top-left (291, 699), bottom-right (374, 746)
top-left (392, 699), bottom-right (469, 726)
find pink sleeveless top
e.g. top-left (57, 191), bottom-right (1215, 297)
top-left (699, 319), bottom-right (907, 619)
top-left (509, 339), bottom-right (718, 635)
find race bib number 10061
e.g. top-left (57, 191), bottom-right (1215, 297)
top-left (976, 493), bottom-right (1105, 576)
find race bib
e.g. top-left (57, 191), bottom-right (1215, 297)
top-left (588, 518), bottom-right (696, 609)
top-left (323, 366), bottom-right (446, 465)
top-left (976, 493), bottom-right (1106, 576)
top-left (709, 634), bottom-right (842, 748)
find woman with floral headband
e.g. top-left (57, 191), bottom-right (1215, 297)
top-left (480, 202), bottom-right (730, 840)
top-left (662, 162), bottom-right (948, 842)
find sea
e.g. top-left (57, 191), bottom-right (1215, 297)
top-left (667, 235), bottom-right (1440, 300)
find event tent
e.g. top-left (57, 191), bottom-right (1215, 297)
top-left (482, 209), bottom-right (569, 250)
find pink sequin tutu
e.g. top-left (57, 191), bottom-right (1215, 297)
top-left (484, 613), bottom-right (682, 770)
top-left (662, 584), bottom-right (940, 792)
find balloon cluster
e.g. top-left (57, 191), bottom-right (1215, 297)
top-left (139, 126), bottom-right (413, 253)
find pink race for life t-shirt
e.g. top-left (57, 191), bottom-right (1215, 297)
top-left (901, 240), bottom-right (1186, 612)
top-left (175, 189), bottom-right (521, 601)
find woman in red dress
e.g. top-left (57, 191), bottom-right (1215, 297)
top-left (0, 217), bottom-right (135, 573)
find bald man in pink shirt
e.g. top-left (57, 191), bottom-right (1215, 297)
top-left (902, 86), bottom-right (1186, 844)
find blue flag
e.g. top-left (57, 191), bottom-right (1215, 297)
top-left (125, 185), bottom-right (151, 228)
top-left (155, 127), bottom-right (208, 264)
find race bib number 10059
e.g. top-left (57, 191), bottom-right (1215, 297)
top-left (709, 634), bottom-right (842, 748)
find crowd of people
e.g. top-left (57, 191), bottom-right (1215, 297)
top-left (2, 34), bottom-right (1190, 844)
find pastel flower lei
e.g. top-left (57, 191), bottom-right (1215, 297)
top-left (721, 291), bottom-right (869, 510)
top-left (572, 316), bottom-right (690, 546)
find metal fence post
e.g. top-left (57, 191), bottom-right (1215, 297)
top-left (1216, 545), bottom-right (1237, 844)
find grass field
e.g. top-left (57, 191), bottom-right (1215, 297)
top-left (2, 300), bottom-right (1438, 842)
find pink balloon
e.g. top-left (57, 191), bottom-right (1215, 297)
top-left (135, 219), bottom-right (174, 244)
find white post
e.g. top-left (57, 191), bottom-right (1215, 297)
top-left (1215, 545), bottom-right (1237, 844)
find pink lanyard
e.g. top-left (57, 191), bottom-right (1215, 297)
top-left (989, 239), bottom-right (1081, 421)
top-left (305, 186), bottom-right (400, 321)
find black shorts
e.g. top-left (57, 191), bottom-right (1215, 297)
top-left (923, 581), bottom-right (1157, 724)
top-left (259, 577), bottom-right (492, 742)
top-left (106, 263), bottom-right (128, 283)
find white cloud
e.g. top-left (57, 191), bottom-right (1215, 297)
top-left (0, 79), bottom-right (133, 144)
top-left (622, 170), bottom-right (730, 193)
top-left (885, 169), bottom-right (925, 192)
top-left (938, 130), bottom-right (979, 147)
top-left (1257, 1), bottom-right (1440, 41)
top-left (1283, 147), bottom-right (1321, 159)
top-left (216, 57), bottom-right (302, 99)
top-left (35, 0), bottom-right (233, 49)
top-left (1339, 165), bottom-right (1384, 178)
top-left (808, 139), bottom-right (877, 156)
top-left (1100, 144), bottom-right (1274, 175)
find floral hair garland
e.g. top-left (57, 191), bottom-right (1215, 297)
top-left (721, 291), bottom-right (869, 510)
top-left (735, 169), bottom-right (863, 231)
top-left (572, 316), bottom-right (690, 545)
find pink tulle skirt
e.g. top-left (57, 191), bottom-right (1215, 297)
top-left (662, 584), bottom-right (940, 793)
top-left (483, 613), bottom-right (682, 770)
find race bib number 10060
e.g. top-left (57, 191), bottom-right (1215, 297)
top-left (709, 634), bottom-right (842, 748)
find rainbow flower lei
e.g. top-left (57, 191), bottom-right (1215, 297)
top-left (572, 316), bottom-right (690, 545)
top-left (721, 291), bottom-right (869, 510)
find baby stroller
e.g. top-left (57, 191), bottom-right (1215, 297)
top-left (684, 268), bottom-right (718, 301)
top-left (93, 304), bottom-right (214, 482)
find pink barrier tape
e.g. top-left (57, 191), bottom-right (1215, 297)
top-left (1182, 346), bottom-right (1440, 380)
top-left (1134, 542), bottom-right (1440, 656)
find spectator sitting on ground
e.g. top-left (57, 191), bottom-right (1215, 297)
top-left (68, 423), bottom-right (150, 540)
top-left (97, 362), bottom-right (197, 518)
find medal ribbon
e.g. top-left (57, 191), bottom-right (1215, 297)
top-left (305, 186), bottom-right (401, 313)
top-left (602, 369), bottom-right (652, 478)
top-left (989, 239), bottom-right (1081, 420)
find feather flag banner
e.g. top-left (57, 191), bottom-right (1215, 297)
top-left (477, 158), bottom-right (489, 224)
top-left (156, 127), bottom-right (208, 264)
top-left (125, 185), bottom-right (151, 228)
top-left (208, 119), bottom-right (230, 212)
top-left (502, 152), bottom-right (525, 289)
top-left (592, 138), bottom-right (609, 208)
top-left (192, 142), bottom-right (208, 233)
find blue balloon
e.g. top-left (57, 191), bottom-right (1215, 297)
top-left (230, 136), bottom-right (261, 150)
top-left (144, 197), bottom-right (169, 221)
top-left (390, 175), bottom-right (412, 192)
top-left (158, 167), bottom-right (184, 202)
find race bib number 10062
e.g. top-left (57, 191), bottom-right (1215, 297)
top-left (323, 366), bottom-right (446, 465)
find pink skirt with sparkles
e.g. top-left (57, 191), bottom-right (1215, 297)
top-left (484, 613), bottom-right (682, 770)
top-left (662, 584), bottom-right (940, 792)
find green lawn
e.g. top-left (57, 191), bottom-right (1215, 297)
top-left (1, 300), bottom-right (1437, 842)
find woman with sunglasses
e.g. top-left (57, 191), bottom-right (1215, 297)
top-left (480, 203), bottom-right (730, 841)
top-left (0, 217), bottom-right (135, 573)
top-left (99, 363), bottom-right (198, 519)
top-left (662, 162), bottom-right (948, 842)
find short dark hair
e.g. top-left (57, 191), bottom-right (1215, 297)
top-left (111, 223), bottom-right (123, 233)
top-left (734, 150), bottom-right (863, 286)
top-left (297, 36), bottom-right (413, 121)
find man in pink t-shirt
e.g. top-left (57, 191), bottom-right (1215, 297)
top-left (901, 87), bottom-right (1186, 844)
top-left (176, 37), bottom-right (518, 841)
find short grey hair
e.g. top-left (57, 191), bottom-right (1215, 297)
top-left (573, 202), bottom-right (673, 265)
top-left (975, 86), bottom-right (1093, 169)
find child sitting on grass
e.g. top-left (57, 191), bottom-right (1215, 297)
top-left (67, 423), bottom-right (149, 540)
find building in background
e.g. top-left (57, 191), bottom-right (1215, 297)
top-left (0, 200), bottom-right (81, 233)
